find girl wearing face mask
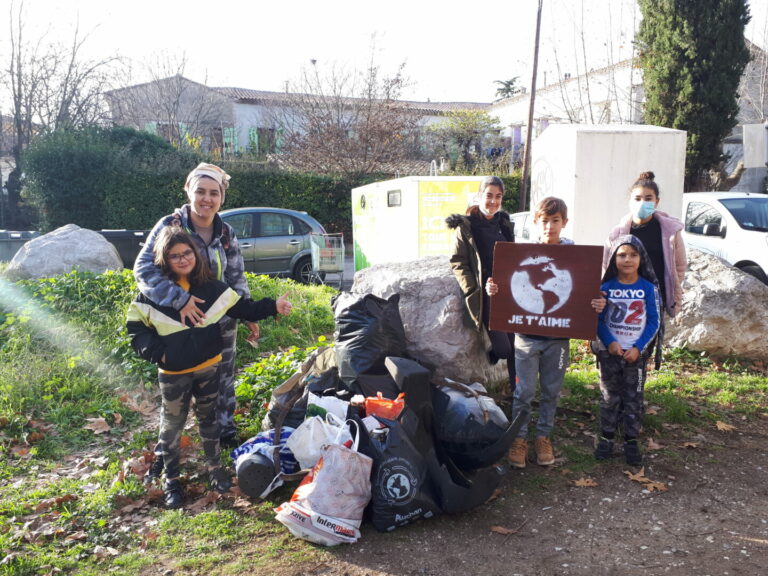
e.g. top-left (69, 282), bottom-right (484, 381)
top-left (446, 176), bottom-right (517, 399)
top-left (602, 171), bottom-right (687, 317)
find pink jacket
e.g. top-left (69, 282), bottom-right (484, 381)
top-left (602, 210), bottom-right (687, 317)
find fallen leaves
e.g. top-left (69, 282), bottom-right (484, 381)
top-left (646, 438), bottom-right (664, 451)
top-left (485, 488), bottom-right (503, 504)
top-left (84, 418), bottom-right (111, 435)
top-left (573, 477), bottom-right (599, 487)
top-left (623, 467), bottom-right (668, 492)
top-left (715, 421), bottom-right (736, 432)
top-left (35, 494), bottom-right (78, 513)
top-left (681, 441), bottom-right (699, 449)
top-left (490, 519), bottom-right (529, 537)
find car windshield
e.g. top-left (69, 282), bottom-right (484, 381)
top-left (720, 197), bottom-right (768, 232)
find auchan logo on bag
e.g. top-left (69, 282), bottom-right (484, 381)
top-left (378, 457), bottom-right (417, 505)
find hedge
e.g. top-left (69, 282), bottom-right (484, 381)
top-left (22, 126), bottom-right (521, 237)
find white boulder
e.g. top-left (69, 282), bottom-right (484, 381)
top-left (5, 224), bottom-right (123, 279)
top-left (666, 249), bottom-right (768, 360)
top-left (348, 256), bottom-right (509, 385)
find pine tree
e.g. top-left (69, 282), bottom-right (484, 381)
top-left (637, 0), bottom-right (751, 190)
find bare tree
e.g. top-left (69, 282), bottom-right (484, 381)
top-left (105, 54), bottom-right (232, 153)
top-left (547, 0), bottom-right (639, 124)
top-left (267, 56), bottom-right (423, 176)
top-left (3, 0), bottom-right (118, 227)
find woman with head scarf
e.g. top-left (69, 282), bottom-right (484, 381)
top-left (134, 163), bottom-right (256, 482)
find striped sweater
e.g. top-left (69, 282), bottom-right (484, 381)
top-left (127, 279), bottom-right (276, 373)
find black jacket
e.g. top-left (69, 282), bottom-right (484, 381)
top-left (445, 211), bottom-right (514, 330)
top-left (126, 280), bottom-right (277, 372)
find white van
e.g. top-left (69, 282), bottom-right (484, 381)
top-left (681, 192), bottom-right (768, 284)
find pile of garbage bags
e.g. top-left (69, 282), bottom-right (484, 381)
top-left (232, 293), bottom-right (526, 545)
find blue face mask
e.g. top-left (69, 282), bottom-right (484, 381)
top-left (632, 201), bottom-right (656, 220)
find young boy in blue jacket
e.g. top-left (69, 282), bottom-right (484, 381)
top-left (594, 234), bottom-right (660, 466)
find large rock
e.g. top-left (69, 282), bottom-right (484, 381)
top-left (666, 249), bottom-right (768, 359)
top-left (347, 256), bottom-right (509, 385)
top-left (5, 224), bottom-right (123, 279)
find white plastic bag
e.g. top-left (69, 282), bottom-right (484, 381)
top-left (285, 413), bottom-right (352, 470)
top-left (276, 422), bottom-right (372, 546)
top-left (306, 391), bottom-right (349, 420)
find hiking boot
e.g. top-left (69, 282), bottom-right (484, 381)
top-left (163, 479), bottom-right (183, 509)
top-left (594, 437), bottom-right (614, 460)
top-left (624, 441), bottom-right (642, 466)
top-left (209, 467), bottom-right (232, 494)
top-left (535, 436), bottom-right (555, 466)
top-left (143, 455), bottom-right (164, 485)
top-left (507, 438), bottom-right (528, 469)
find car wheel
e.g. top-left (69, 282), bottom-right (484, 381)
top-left (740, 265), bottom-right (768, 285)
top-left (292, 257), bottom-right (314, 284)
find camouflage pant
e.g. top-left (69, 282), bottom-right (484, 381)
top-left (157, 364), bottom-right (220, 478)
top-left (217, 316), bottom-right (238, 439)
top-left (597, 352), bottom-right (648, 439)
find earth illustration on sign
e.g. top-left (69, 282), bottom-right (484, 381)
top-left (511, 256), bottom-right (573, 314)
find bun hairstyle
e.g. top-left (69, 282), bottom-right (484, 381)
top-left (631, 171), bottom-right (660, 198)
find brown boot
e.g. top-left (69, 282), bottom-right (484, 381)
top-left (508, 438), bottom-right (528, 469)
top-left (535, 436), bottom-right (555, 466)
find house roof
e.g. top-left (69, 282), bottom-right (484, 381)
top-left (491, 58), bottom-right (637, 109)
top-left (214, 86), bottom-right (490, 114)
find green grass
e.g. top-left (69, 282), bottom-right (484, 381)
top-left (1, 268), bottom-right (767, 575)
top-left (0, 269), bottom-right (335, 576)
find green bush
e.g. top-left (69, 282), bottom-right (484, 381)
top-left (0, 269), bottom-right (335, 450)
top-left (23, 126), bottom-right (197, 231)
top-left (23, 124), bottom-right (520, 239)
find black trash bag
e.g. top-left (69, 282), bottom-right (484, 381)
top-left (356, 410), bottom-right (441, 532)
top-left (353, 371), bottom-right (401, 400)
top-left (431, 378), bottom-right (515, 470)
top-left (333, 293), bottom-right (407, 390)
top-left (425, 448), bottom-right (506, 514)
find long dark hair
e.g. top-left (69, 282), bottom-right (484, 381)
top-left (153, 226), bottom-right (213, 286)
top-left (467, 175), bottom-right (505, 216)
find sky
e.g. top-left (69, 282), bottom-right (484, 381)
top-left (4, 0), bottom-right (768, 104)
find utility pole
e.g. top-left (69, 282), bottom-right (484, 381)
top-left (520, 0), bottom-right (543, 212)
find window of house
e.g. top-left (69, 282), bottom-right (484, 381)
top-left (157, 123), bottom-right (180, 144)
top-left (251, 127), bottom-right (277, 157)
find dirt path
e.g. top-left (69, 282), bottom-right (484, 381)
top-left (282, 419), bottom-right (768, 576)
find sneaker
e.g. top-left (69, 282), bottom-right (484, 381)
top-left (535, 436), bottom-right (555, 466)
top-left (220, 433), bottom-right (240, 450)
top-left (143, 455), bottom-right (164, 485)
top-left (209, 467), bottom-right (232, 494)
top-left (163, 479), bottom-right (183, 509)
top-left (594, 437), bottom-right (614, 460)
top-left (624, 441), bottom-right (642, 466)
top-left (508, 438), bottom-right (528, 469)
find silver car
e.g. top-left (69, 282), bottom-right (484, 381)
top-left (219, 207), bottom-right (326, 283)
